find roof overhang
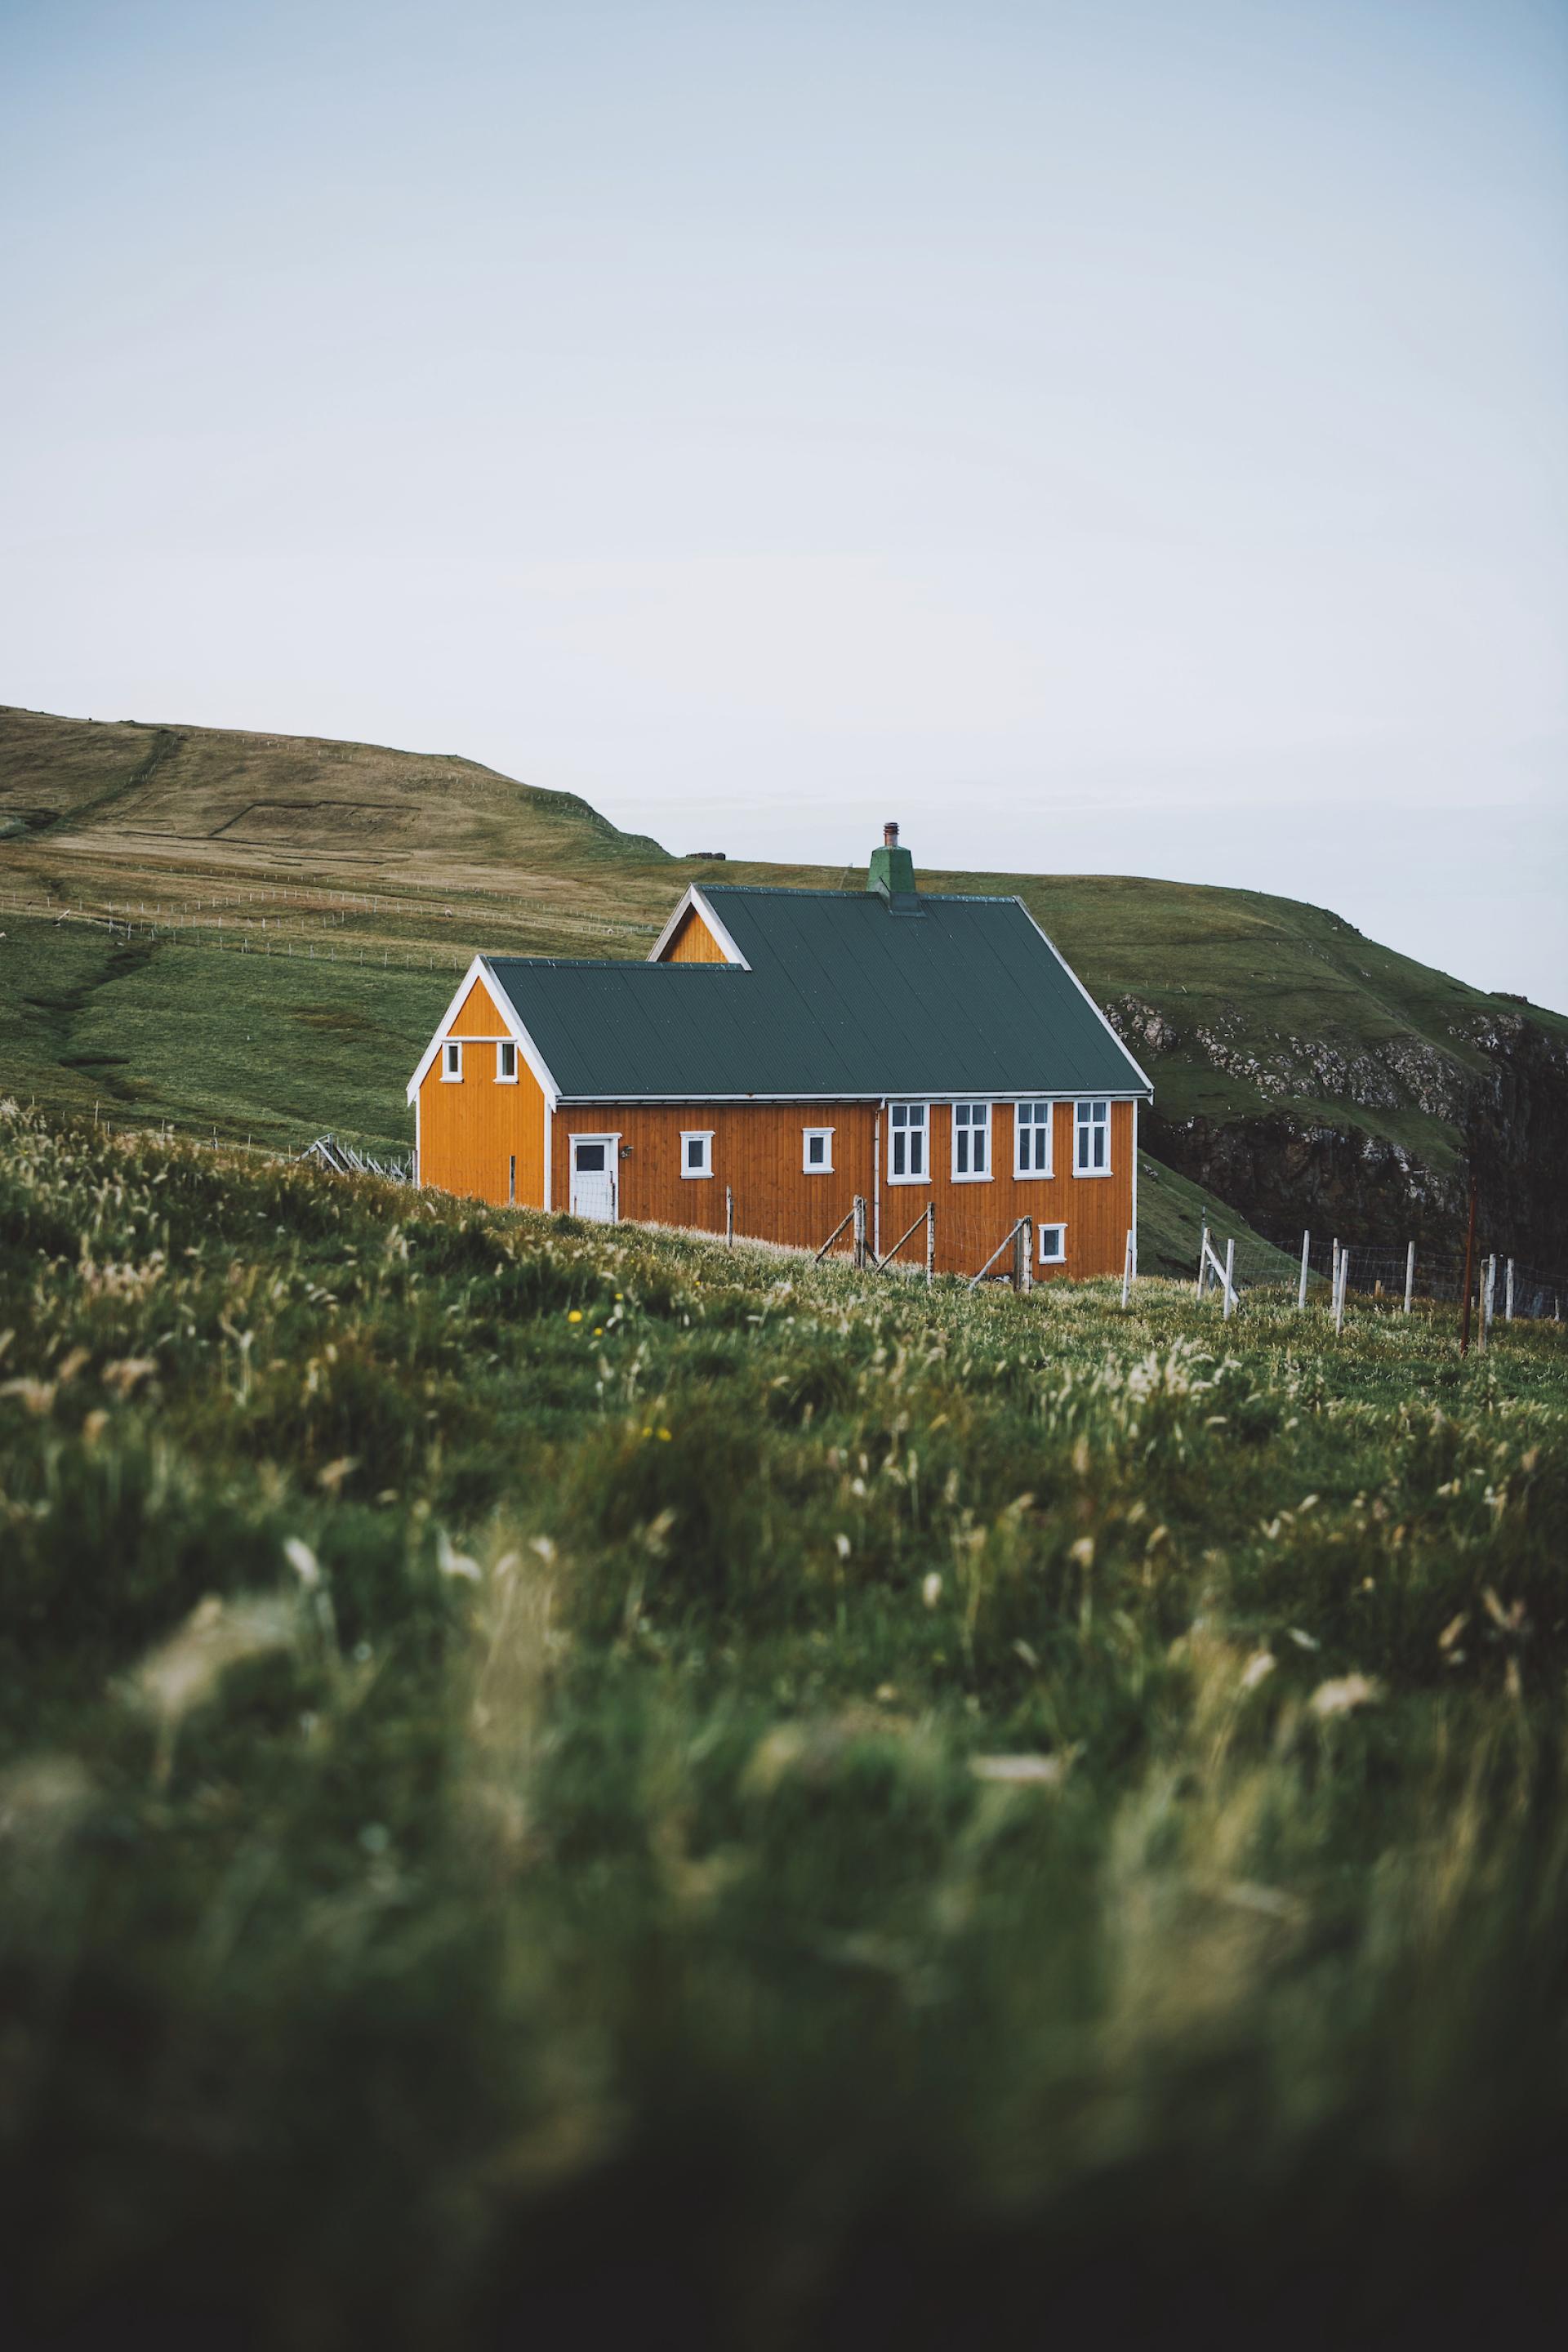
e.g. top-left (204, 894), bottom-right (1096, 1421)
top-left (550, 1089), bottom-right (1152, 1107)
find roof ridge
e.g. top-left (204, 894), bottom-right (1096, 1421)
top-left (702, 883), bottom-right (1023, 905)
top-left (483, 953), bottom-right (738, 971)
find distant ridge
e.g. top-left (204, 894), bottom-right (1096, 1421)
top-left (0, 703), bottom-right (671, 866)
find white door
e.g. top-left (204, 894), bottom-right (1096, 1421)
top-left (570, 1138), bottom-right (617, 1222)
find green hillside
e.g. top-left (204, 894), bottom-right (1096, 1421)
top-left (4, 704), bottom-right (1564, 1258)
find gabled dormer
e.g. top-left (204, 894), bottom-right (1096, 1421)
top-left (648, 887), bottom-right (750, 967)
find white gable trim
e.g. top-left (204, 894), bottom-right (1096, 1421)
top-left (405, 957), bottom-right (562, 1107)
top-left (647, 885), bottom-right (751, 970)
top-left (1012, 900), bottom-right (1155, 1098)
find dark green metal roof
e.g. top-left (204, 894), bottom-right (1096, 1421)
top-left (484, 885), bottom-right (1149, 1101)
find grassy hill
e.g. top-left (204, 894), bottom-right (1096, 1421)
top-left (1, 1106), bottom-right (1565, 2344)
top-left (5, 702), bottom-right (1565, 1259)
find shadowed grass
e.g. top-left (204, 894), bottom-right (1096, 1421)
top-left (1, 1104), bottom-right (1566, 2347)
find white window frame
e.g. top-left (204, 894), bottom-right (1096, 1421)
top-left (1074, 1098), bottom-right (1111, 1177)
top-left (802, 1126), bottom-right (835, 1174)
top-left (1037, 1222), bottom-right (1067, 1265)
top-left (1014, 1099), bottom-right (1054, 1179)
top-left (887, 1102), bottom-right (929, 1184)
top-left (441, 1040), bottom-right (462, 1082)
top-left (495, 1040), bottom-right (518, 1084)
top-left (681, 1129), bottom-right (715, 1179)
top-left (951, 1101), bottom-right (992, 1183)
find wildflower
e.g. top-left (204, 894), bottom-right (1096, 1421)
top-left (1308, 1673), bottom-right (1379, 1719)
top-left (920, 1571), bottom-right (942, 1609)
top-left (834, 1533), bottom-right (851, 1559)
top-left (1068, 1536), bottom-right (1094, 1569)
top-left (437, 1529), bottom-right (482, 1581)
top-left (0, 1379), bottom-right (55, 1414)
top-left (284, 1537), bottom-right (321, 1587)
top-left (969, 1753), bottom-right (1069, 1787)
top-left (122, 1593), bottom-right (296, 1784)
top-left (568, 1310), bottom-right (582, 1323)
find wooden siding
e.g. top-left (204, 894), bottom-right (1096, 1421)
top-left (418, 973), bottom-right (547, 1206)
top-left (536, 1097), bottom-right (1135, 1279)
top-left (449, 976), bottom-right (510, 1037)
top-left (660, 906), bottom-right (727, 963)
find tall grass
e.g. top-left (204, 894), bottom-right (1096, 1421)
top-left (1, 1102), bottom-right (1566, 2347)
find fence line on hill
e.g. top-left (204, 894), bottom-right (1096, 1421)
top-left (0, 898), bottom-right (653, 973)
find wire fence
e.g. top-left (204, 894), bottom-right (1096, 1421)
top-left (1191, 1221), bottom-right (1564, 1331)
top-left (0, 893), bottom-right (475, 975)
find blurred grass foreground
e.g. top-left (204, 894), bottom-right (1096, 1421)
top-left (2, 1102), bottom-right (1566, 2348)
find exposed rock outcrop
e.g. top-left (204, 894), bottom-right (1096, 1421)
top-left (1121, 998), bottom-right (1568, 1263)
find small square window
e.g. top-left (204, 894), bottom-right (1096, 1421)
top-left (803, 1126), bottom-right (834, 1173)
top-left (442, 1040), bottom-right (462, 1081)
top-left (1015, 1100), bottom-right (1053, 1178)
top-left (682, 1130), bottom-right (714, 1178)
top-left (496, 1040), bottom-right (517, 1082)
top-left (1037, 1223), bottom-right (1067, 1264)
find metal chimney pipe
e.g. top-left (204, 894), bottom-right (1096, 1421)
top-left (884, 821), bottom-right (899, 847)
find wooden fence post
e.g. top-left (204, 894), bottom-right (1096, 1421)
top-left (1196, 1223), bottom-right (1209, 1301)
top-left (1223, 1236), bottom-right (1236, 1321)
top-left (1121, 1227), bottom-right (1134, 1309)
top-left (1505, 1258), bottom-right (1515, 1322)
top-left (1459, 1175), bottom-right (1478, 1357)
top-left (1334, 1248), bottom-right (1348, 1335)
top-left (925, 1205), bottom-right (934, 1288)
top-left (1481, 1254), bottom-right (1495, 1350)
top-left (725, 1186), bottom-right (734, 1245)
top-left (1404, 1241), bottom-right (1415, 1315)
top-left (1298, 1228), bottom-right (1311, 1312)
top-left (1016, 1218), bottom-right (1033, 1294)
top-left (852, 1196), bottom-right (868, 1270)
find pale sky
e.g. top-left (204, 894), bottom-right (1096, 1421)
top-left (3, 0), bottom-right (1565, 1004)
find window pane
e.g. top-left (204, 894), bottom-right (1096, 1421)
top-left (577, 1145), bottom-right (605, 1171)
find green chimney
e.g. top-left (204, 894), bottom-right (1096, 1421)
top-left (867, 821), bottom-right (915, 899)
